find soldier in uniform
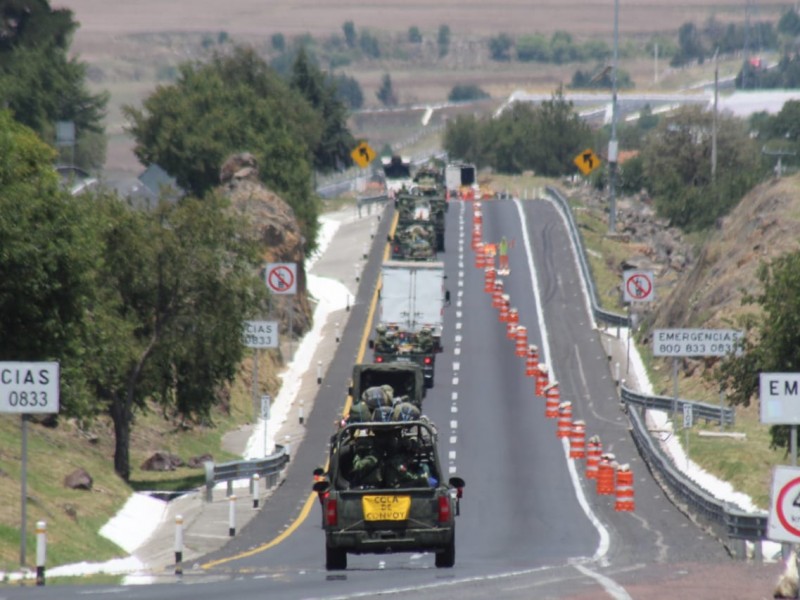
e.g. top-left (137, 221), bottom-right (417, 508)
top-left (349, 431), bottom-right (382, 488)
top-left (392, 396), bottom-right (421, 421)
top-left (416, 327), bottom-right (434, 353)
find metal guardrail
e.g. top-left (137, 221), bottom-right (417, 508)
top-left (620, 385), bottom-right (735, 427)
top-left (544, 185), bottom-right (769, 552)
top-left (203, 445), bottom-right (290, 502)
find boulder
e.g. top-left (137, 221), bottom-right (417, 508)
top-left (140, 451), bottom-right (184, 472)
top-left (187, 453), bottom-right (213, 468)
top-left (64, 468), bottom-right (93, 491)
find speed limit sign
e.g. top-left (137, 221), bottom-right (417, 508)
top-left (769, 465), bottom-right (800, 542)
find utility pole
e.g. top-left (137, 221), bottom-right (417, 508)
top-left (654, 42), bottom-right (659, 85)
top-left (608, 0), bottom-right (620, 234)
top-left (712, 48), bottom-right (719, 184)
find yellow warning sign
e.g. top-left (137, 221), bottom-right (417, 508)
top-left (351, 142), bottom-right (377, 169)
top-left (574, 148), bottom-right (601, 176)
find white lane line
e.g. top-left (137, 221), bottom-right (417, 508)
top-left (451, 406), bottom-right (458, 413)
top-left (450, 420), bottom-right (458, 429)
top-left (449, 436), bottom-right (457, 444)
top-left (453, 361), bottom-right (460, 371)
top-left (456, 322), bottom-right (462, 329)
top-left (451, 392), bottom-right (458, 400)
top-left (456, 311), bottom-right (462, 318)
top-left (455, 335), bottom-right (462, 343)
top-left (448, 450), bottom-right (456, 460)
top-left (452, 377), bottom-right (459, 385)
top-left (454, 347), bottom-right (461, 355)
top-left (457, 300), bottom-right (463, 308)
top-left (573, 564), bottom-right (633, 600)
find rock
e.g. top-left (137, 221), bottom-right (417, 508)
top-left (64, 468), bottom-right (93, 490)
top-left (187, 453), bottom-right (213, 468)
top-left (140, 451), bottom-right (184, 472)
top-left (62, 503), bottom-right (78, 520)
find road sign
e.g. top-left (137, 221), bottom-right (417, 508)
top-left (351, 142), bottom-right (376, 169)
top-left (682, 403), bottom-right (693, 429)
top-left (266, 263), bottom-right (297, 295)
top-left (652, 329), bottom-right (744, 357)
top-left (760, 373), bottom-right (800, 424)
top-left (574, 148), bottom-right (601, 176)
top-left (0, 362), bottom-right (60, 414)
top-left (769, 466), bottom-right (800, 542)
top-left (242, 320), bottom-right (279, 349)
top-left (261, 394), bottom-right (271, 419)
top-left (622, 269), bottom-right (654, 303)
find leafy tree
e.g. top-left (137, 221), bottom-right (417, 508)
top-left (448, 84), bottom-right (490, 102)
top-left (0, 0), bottom-right (108, 169)
top-left (671, 22), bottom-right (705, 67)
top-left (408, 26), bottom-right (422, 44)
top-left (437, 24), bottom-right (451, 58)
top-left (718, 250), bottom-right (800, 453)
top-left (778, 8), bottom-right (800, 36)
top-left (376, 73), bottom-right (398, 106)
top-left (124, 46), bottom-right (322, 251)
top-left (489, 34), bottom-right (514, 61)
top-left (343, 21), bottom-right (356, 48)
top-left (516, 34), bottom-right (550, 62)
top-left (442, 114), bottom-right (483, 165)
top-left (271, 33), bottom-right (286, 52)
top-left (333, 73), bottom-right (364, 109)
top-left (640, 105), bottom-right (762, 230)
top-left (84, 192), bottom-right (266, 480)
top-left (290, 48), bottom-right (355, 171)
top-left (550, 31), bottom-right (577, 64)
top-left (359, 30), bottom-right (381, 58)
top-left (570, 66), bottom-right (633, 89)
top-left (581, 39), bottom-right (610, 62)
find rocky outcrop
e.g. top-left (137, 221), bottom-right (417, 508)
top-left (219, 152), bottom-right (312, 340)
top-left (64, 468), bottom-right (93, 490)
top-left (140, 451), bottom-right (184, 472)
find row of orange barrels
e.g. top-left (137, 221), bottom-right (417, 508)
top-left (470, 202), bottom-right (635, 512)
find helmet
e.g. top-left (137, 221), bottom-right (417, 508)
top-left (376, 324), bottom-right (387, 334)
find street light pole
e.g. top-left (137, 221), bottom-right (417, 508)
top-left (608, 0), bottom-right (620, 234)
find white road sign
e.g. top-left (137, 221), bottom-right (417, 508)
top-left (0, 362), bottom-right (60, 414)
top-left (768, 465), bottom-right (800, 543)
top-left (266, 263), bottom-right (297, 295)
top-left (622, 270), bottom-right (654, 303)
top-left (242, 321), bottom-right (279, 349)
top-left (760, 373), bottom-right (800, 424)
top-left (682, 403), bottom-right (693, 429)
top-left (652, 329), bottom-right (744, 357)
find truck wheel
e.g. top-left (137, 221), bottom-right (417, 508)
top-left (435, 539), bottom-right (455, 568)
top-left (326, 546), bottom-right (347, 570)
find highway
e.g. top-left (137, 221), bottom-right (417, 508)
top-left (6, 197), bottom-right (775, 599)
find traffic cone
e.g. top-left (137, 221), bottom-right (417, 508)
top-left (506, 310), bottom-right (519, 339)
top-left (585, 436), bottom-right (602, 479)
top-left (596, 454), bottom-right (616, 495)
top-left (614, 463), bottom-right (635, 512)
top-left (569, 420), bottom-right (587, 459)
top-left (475, 243), bottom-right (485, 268)
top-left (492, 281), bottom-right (504, 308)
top-left (499, 295), bottom-right (511, 322)
top-left (525, 345), bottom-right (539, 376)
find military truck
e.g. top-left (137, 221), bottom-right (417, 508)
top-left (396, 193), bottom-right (446, 252)
top-left (381, 155), bottom-right (413, 199)
top-left (312, 419), bottom-right (465, 570)
top-left (349, 362), bottom-right (426, 411)
top-left (390, 220), bottom-right (437, 260)
top-left (371, 326), bottom-right (437, 388)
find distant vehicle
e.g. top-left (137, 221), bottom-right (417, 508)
top-left (445, 163), bottom-right (478, 200)
top-left (381, 155), bottom-right (413, 198)
top-left (313, 419), bottom-right (465, 570)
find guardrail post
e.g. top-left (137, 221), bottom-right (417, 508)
top-left (335, 322), bottom-right (340, 343)
top-left (317, 361), bottom-right (322, 385)
top-left (35, 521), bottom-right (45, 586)
top-left (227, 480), bottom-right (233, 498)
top-left (204, 461), bottom-right (214, 502)
top-left (252, 474), bottom-right (260, 509)
top-left (174, 515), bottom-right (184, 576)
top-left (229, 495), bottom-right (237, 536)
top-left (354, 263), bottom-right (360, 282)
top-left (299, 399), bottom-right (305, 425)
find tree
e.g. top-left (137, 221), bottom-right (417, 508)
top-left (516, 34), bottom-right (550, 62)
top-left (333, 73), bottom-right (364, 109)
top-left (778, 8), bottom-right (800, 36)
top-left (718, 250), bottom-right (800, 452)
top-left (671, 22), bottom-right (705, 67)
top-left (489, 34), bottom-right (514, 61)
top-left (359, 30), bottom-right (381, 58)
top-left (640, 105), bottom-right (762, 230)
top-left (271, 33), bottom-right (286, 52)
top-left (408, 26), bottom-right (422, 44)
top-left (124, 46), bottom-right (322, 251)
top-left (437, 24), bottom-right (451, 58)
top-left (448, 84), bottom-right (490, 102)
top-left (376, 73), bottom-right (398, 106)
top-left (290, 48), bottom-right (355, 171)
top-left (343, 21), bottom-right (356, 48)
top-left (84, 192), bottom-right (266, 480)
top-left (0, 0), bottom-right (108, 170)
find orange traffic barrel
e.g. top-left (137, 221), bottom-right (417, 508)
top-left (484, 267), bottom-right (496, 293)
top-left (471, 225), bottom-right (482, 250)
top-left (506, 310), bottom-right (519, 338)
top-left (536, 364), bottom-right (550, 397)
top-left (596, 454), bottom-right (616, 495)
top-left (614, 463), bottom-right (635, 512)
top-left (569, 420), bottom-right (587, 459)
top-left (556, 401), bottom-right (573, 439)
top-left (525, 345), bottom-right (539, 376)
top-left (483, 245), bottom-right (495, 270)
top-left (491, 281), bottom-right (504, 308)
top-left (585, 436), bottom-right (602, 480)
top-left (544, 381), bottom-right (559, 418)
top-left (475, 243), bottom-right (486, 268)
top-left (499, 295), bottom-right (511, 322)
top-left (515, 326), bottom-right (528, 357)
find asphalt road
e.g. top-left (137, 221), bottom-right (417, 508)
top-left (5, 197), bottom-right (785, 599)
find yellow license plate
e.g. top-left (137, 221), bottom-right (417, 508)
top-left (362, 495), bottom-right (411, 521)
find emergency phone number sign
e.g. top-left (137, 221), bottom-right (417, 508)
top-left (0, 362), bottom-right (60, 414)
top-left (652, 329), bottom-right (744, 357)
top-left (242, 321), bottom-right (279, 349)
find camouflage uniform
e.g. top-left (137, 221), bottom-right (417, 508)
top-left (417, 327), bottom-right (434, 353)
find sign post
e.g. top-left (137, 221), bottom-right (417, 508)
top-left (621, 270), bottom-right (654, 375)
top-left (242, 321), bottom-right (279, 430)
top-left (261, 394), bottom-right (271, 457)
top-left (0, 362), bottom-right (60, 567)
top-left (683, 403), bottom-right (693, 468)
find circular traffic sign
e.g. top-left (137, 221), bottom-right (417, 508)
top-left (625, 273), bottom-right (653, 301)
top-left (267, 265), bottom-right (295, 294)
top-left (776, 476), bottom-right (800, 538)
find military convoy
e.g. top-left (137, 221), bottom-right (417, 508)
top-left (313, 363), bottom-right (465, 570)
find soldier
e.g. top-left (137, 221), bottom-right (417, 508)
top-left (349, 431), bottom-right (382, 488)
top-left (417, 327), bottom-right (434, 353)
top-left (392, 397), bottom-right (421, 422)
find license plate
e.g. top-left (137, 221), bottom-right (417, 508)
top-left (395, 356), bottom-right (411, 362)
top-left (362, 495), bottom-right (411, 521)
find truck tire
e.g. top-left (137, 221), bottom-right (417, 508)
top-left (326, 546), bottom-right (347, 570)
top-left (435, 538), bottom-right (455, 568)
